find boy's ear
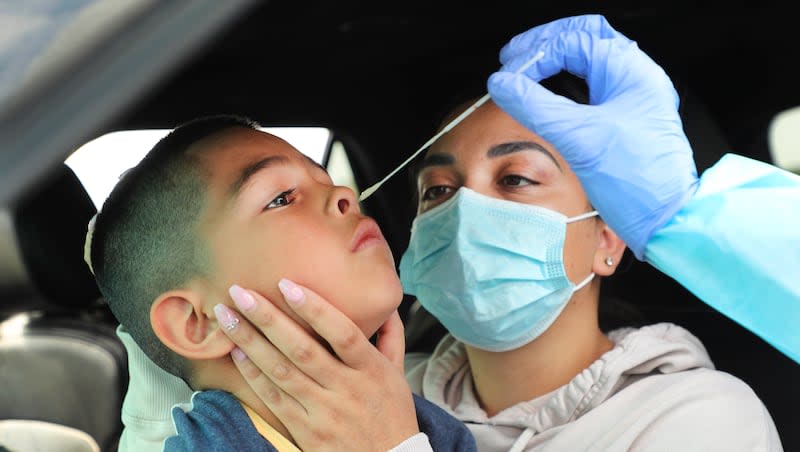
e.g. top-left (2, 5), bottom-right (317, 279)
top-left (151, 289), bottom-right (234, 360)
top-left (592, 220), bottom-right (627, 277)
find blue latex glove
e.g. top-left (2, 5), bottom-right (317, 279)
top-left (487, 14), bottom-right (699, 260)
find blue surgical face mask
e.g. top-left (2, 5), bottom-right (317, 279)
top-left (399, 187), bottom-right (598, 352)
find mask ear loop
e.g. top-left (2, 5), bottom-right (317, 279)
top-left (573, 272), bottom-right (595, 292)
top-left (566, 210), bottom-right (599, 223)
top-left (358, 51), bottom-right (546, 202)
top-left (84, 167), bottom-right (133, 275)
top-left (84, 214), bottom-right (97, 275)
top-left (566, 210), bottom-right (599, 292)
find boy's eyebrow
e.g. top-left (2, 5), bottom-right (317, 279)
top-left (230, 155), bottom-right (290, 198)
top-left (303, 154), bottom-right (329, 174)
top-left (488, 141), bottom-right (562, 171)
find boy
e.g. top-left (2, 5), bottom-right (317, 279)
top-left (88, 115), bottom-right (476, 451)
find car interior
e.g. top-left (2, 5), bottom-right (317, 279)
top-left (1, 2), bottom-right (798, 451)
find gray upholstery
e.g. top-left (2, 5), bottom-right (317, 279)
top-left (0, 419), bottom-right (100, 452)
top-left (0, 164), bottom-right (127, 452)
top-left (0, 322), bottom-right (125, 450)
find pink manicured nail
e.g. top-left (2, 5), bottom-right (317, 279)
top-left (229, 284), bottom-right (256, 311)
top-left (278, 278), bottom-right (305, 305)
top-left (231, 347), bottom-right (247, 362)
top-left (214, 304), bottom-right (240, 331)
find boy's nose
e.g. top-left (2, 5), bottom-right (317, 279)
top-left (327, 185), bottom-right (359, 216)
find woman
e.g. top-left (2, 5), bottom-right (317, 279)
top-left (399, 99), bottom-right (779, 450)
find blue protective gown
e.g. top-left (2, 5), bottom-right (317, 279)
top-left (646, 154), bottom-right (800, 363)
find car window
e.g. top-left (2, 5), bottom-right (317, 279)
top-left (768, 106), bottom-right (800, 173)
top-left (66, 127), bottom-right (331, 208)
top-left (326, 139), bottom-right (359, 197)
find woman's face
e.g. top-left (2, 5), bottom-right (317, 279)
top-left (416, 100), bottom-right (617, 282)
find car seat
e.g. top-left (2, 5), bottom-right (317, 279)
top-left (0, 419), bottom-right (100, 452)
top-left (0, 164), bottom-right (128, 452)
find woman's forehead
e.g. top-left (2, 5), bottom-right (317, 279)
top-left (431, 103), bottom-right (566, 166)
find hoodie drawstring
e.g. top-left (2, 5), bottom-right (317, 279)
top-left (508, 427), bottom-right (534, 452)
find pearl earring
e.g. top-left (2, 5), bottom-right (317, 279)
top-left (605, 257), bottom-right (614, 266)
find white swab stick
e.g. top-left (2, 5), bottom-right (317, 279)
top-left (358, 51), bottom-right (544, 202)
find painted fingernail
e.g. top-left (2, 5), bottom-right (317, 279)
top-left (278, 278), bottom-right (305, 305)
top-left (229, 284), bottom-right (256, 311)
top-left (231, 347), bottom-right (247, 362)
top-left (214, 304), bottom-right (240, 331)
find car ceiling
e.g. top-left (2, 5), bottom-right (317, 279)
top-left (108, 0), bottom-right (799, 257)
top-left (116, 1), bottom-right (799, 146)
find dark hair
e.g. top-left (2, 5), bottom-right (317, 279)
top-left (91, 115), bottom-right (259, 381)
top-left (429, 71), bottom-right (590, 139)
top-left (410, 71), bottom-right (591, 199)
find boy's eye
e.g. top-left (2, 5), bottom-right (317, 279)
top-left (421, 185), bottom-right (453, 201)
top-left (265, 189), bottom-right (295, 210)
top-left (501, 175), bottom-right (537, 187)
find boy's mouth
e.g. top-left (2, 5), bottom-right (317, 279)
top-left (350, 218), bottom-right (385, 252)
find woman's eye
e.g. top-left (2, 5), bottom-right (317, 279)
top-left (421, 185), bottom-right (453, 201)
top-left (265, 189), bottom-right (295, 210)
top-left (501, 175), bottom-right (536, 187)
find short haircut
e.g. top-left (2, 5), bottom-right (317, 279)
top-left (91, 115), bottom-right (259, 381)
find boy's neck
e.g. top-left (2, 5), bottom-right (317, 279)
top-left (464, 286), bottom-right (614, 417)
top-left (232, 386), bottom-right (294, 442)
top-left (194, 359), bottom-right (296, 445)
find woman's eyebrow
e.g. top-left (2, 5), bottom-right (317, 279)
top-left (417, 152), bottom-right (454, 172)
top-left (487, 141), bottom-right (562, 171)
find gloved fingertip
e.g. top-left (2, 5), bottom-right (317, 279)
top-left (487, 72), bottom-right (523, 105)
top-left (488, 72), bottom-right (571, 110)
top-left (488, 72), bottom-right (581, 140)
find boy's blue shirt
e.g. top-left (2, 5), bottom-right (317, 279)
top-left (165, 390), bottom-right (276, 452)
top-left (164, 390), bottom-right (477, 451)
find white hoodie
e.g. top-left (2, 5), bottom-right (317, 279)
top-left (405, 323), bottom-right (782, 451)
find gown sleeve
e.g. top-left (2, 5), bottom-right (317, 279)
top-left (644, 153), bottom-right (800, 363)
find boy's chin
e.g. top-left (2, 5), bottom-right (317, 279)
top-left (358, 303), bottom-right (402, 340)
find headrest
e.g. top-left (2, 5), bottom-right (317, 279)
top-left (0, 164), bottom-right (100, 311)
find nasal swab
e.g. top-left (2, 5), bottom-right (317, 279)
top-left (358, 50), bottom-right (545, 202)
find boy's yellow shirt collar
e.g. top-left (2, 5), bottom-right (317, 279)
top-left (240, 402), bottom-right (302, 452)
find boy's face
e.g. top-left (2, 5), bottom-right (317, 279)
top-left (196, 128), bottom-right (403, 337)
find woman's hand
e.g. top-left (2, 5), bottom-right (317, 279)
top-left (488, 14), bottom-right (699, 260)
top-left (214, 279), bottom-right (420, 452)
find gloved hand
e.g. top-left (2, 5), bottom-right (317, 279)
top-left (487, 14), bottom-right (699, 260)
